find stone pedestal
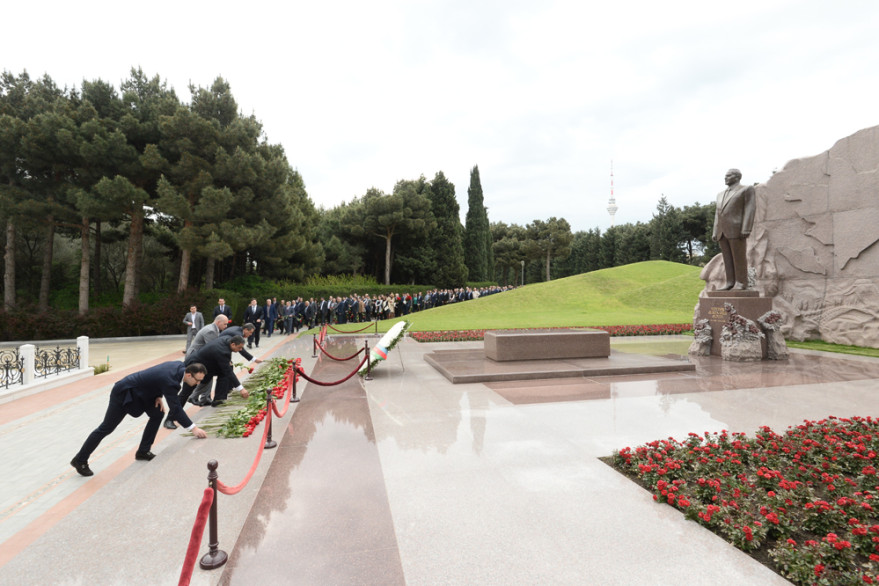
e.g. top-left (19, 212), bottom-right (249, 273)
top-left (698, 291), bottom-right (772, 358)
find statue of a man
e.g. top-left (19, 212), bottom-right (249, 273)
top-left (712, 168), bottom-right (756, 290)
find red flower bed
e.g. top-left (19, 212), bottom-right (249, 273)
top-left (409, 324), bottom-right (692, 343)
top-left (611, 416), bottom-right (879, 584)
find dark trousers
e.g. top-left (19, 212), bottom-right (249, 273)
top-left (75, 387), bottom-right (161, 461)
top-left (250, 326), bottom-right (261, 347)
top-left (719, 236), bottom-right (748, 287)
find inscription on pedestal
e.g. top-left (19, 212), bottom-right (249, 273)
top-left (698, 295), bottom-right (773, 357)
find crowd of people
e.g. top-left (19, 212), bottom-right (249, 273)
top-left (231, 285), bottom-right (517, 332)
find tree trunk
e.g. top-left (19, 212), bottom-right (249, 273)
top-left (79, 216), bottom-right (90, 315)
top-left (4, 218), bottom-right (15, 311)
top-left (122, 206), bottom-right (144, 308)
top-left (93, 221), bottom-right (102, 299)
top-left (38, 214), bottom-right (55, 311)
top-left (204, 257), bottom-right (215, 290)
top-left (545, 249), bottom-right (551, 282)
top-left (134, 218), bottom-right (144, 299)
top-left (177, 247), bottom-right (191, 293)
top-left (384, 230), bottom-right (393, 286)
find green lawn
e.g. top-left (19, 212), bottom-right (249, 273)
top-left (786, 339), bottom-right (879, 358)
top-left (318, 260), bottom-right (879, 359)
top-left (329, 261), bottom-right (704, 332)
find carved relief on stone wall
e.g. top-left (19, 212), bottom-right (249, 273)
top-left (700, 125), bottom-right (879, 348)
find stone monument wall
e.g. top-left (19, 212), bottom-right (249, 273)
top-left (700, 125), bottom-right (879, 348)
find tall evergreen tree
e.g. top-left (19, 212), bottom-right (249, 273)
top-left (650, 195), bottom-right (686, 263)
top-left (490, 221), bottom-right (527, 285)
top-left (427, 171), bottom-right (468, 287)
top-left (463, 165), bottom-right (492, 281)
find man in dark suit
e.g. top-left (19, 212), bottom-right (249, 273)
top-left (263, 298), bottom-right (277, 336)
top-left (243, 299), bottom-right (264, 348)
top-left (181, 335), bottom-right (249, 409)
top-left (319, 298), bottom-right (328, 325)
top-left (712, 168), bottom-right (756, 290)
top-left (70, 362), bottom-right (209, 476)
top-left (213, 298), bottom-right (232, 320)
top-left (175, 316), bottom-right (262, 408)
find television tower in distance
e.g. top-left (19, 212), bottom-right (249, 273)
top-left (607, 160), bottom-right (618, 227)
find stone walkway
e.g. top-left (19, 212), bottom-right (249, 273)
top-left (2, 333), bottom-right (878, 584)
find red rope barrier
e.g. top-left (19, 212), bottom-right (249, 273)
top-left (178, 487), bottom-right (215, 586)
top-left (327, 322), bottom-right (374, 334)
top-left (317, 343), bottom-right (365, 362)
top-left (271, 369), bottom-right (296, 418)
top-left (295, 354), bottom-right (368, 386)
top-left (216, 406), bottom-right (272, 496)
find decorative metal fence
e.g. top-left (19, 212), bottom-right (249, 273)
top-left (0, 337), bottom-right (89, 393)
top-left (34, 346), bottom-right (82, 379)
top-left (1, 348), bottom-right (24, 389)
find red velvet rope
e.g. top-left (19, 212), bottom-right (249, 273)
top-left (271, 370), bottom-right (295, 418)
top-left (318, 343), bottom-right (365, 362)
top-left (178, 487), bottom-right (214, 586)
top-left (295, 354), bottom-right (368, 386)
top-left (216, 406), bottom-right (272, 496)
top-left (327, 322), bottom-right (374, 334)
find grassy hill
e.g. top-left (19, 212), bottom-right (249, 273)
top-left (381, 261), bottom-right (704, 332)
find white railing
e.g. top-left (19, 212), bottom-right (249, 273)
top-left (0, 336), bottom-right (90, 396)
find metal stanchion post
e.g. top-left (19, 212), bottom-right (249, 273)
top-left (312, 334), bottom-right (317, 358)
top-left (199, 460), bottom-right (228, 570)
top-left (264, 393), bottom-right (277, 449)
top-left (364, 339), bottom-right (373, 381)
top-left (291, 368), bottom-right (300, 403)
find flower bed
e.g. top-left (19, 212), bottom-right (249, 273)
top-left (610, 416), bottom-right (879, 584)
top-left (199, 357), bottom-right (297, 438)
top-left (409, 324), bottom-right (692, 343)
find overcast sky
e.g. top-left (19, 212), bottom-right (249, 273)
top-left (5, 1), bottom-right (879, 233)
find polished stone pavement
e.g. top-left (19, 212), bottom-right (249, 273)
top-left (2, 333), bottom-right (878, 585)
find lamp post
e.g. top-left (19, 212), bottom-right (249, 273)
top-left (520, 260), bottom-right (525, 286)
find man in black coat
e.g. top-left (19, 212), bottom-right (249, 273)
top-left (181, 335), bottom-right (249, 409)
top-left (213, 298), bottom-right (232, 319)
top-left (177, 324), bottom-right (261, 410)
top-left (243, 299), bottom-right (264, 348)
top-left (70, 361), bottom-right (209, 476)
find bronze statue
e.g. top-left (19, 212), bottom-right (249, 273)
top-left (712, 168), bottom-right (756, 290)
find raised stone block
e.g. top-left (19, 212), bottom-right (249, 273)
top-left (698, 293), bottom-right (772, 357)
top-left (484, 329), bottom-right (610, 362)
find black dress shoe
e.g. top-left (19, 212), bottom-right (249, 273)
top-left (211, 399), bottom-right (225, 407)
top-left (70, 458), bottom-right (94, 477)
top-left (187, 397), bottom-right (199, 405)
top-left (198, 397), bottom-right (211, 406)
top-left (135, 451), bottom-right (156, 461)
top-left (163, 420), bottom-right (178, 430)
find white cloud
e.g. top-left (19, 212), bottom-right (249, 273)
top-left (4, 0), bottom-right (879, 233)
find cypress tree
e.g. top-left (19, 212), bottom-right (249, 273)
top-left (428, 171), bottom-right (468, 287)
top-left (464, 165), bottom-right (492, 281)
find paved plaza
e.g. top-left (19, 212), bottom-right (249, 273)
top-left (1, 333), bottom-right (878, 585)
